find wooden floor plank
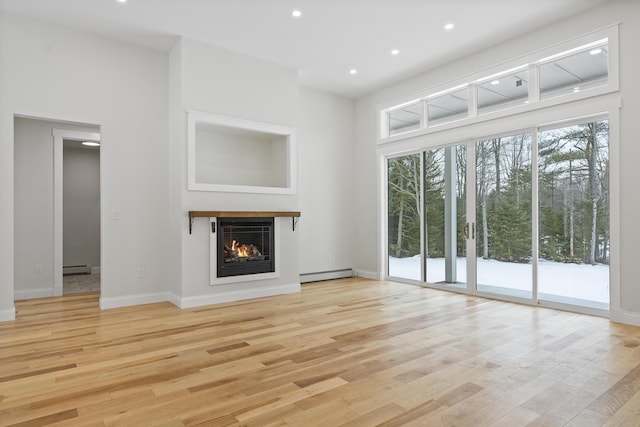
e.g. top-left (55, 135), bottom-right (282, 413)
top-left (0, 278), bottom-right (639, 425)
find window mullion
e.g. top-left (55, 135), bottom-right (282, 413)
top-left (421, 99), bottom-right (428, 130)
top-left (469, 84), bottom-right (478, 118)
top-left (531, 128), bottom-right (539, 304)
top-left (420, 151), bottom-right (426, 283)
top-left (529, 64), bottom-right (540, 104)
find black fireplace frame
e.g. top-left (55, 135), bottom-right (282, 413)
top-left (216, 217), bottom-right (275, 278)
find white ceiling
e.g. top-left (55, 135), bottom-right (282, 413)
top-left (0, 0), bottom-right (613, 98)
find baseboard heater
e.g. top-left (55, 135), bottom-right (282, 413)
top-left (300, 268), bottom-right (353, 283)
top-left (63, 265), bottom-right (91, 275)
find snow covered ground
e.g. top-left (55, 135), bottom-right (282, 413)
top-left (389, 256), bottom-right (609, 304)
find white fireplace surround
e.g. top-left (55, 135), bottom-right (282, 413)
top-left (209, 217), bottom-right (281, 285)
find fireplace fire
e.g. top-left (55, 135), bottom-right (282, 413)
top-left (216, 217), bottom-right (275, 278)
top-left (225, 239), bottom-right (263, 260)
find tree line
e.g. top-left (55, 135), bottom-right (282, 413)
top-left (387, 120), bottom-right (609, 266)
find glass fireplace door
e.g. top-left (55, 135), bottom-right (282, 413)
top-left (216, 217), bottom-right (275, 278)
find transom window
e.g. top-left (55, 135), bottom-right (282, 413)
top-left (477, 68), bottom-right (529, 114)
top-left (380, 33), bottom-right (615, 140)
top-left (539, 43), bottom-right (609, 99)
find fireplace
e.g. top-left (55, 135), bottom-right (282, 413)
top-left (216, 217), bottom-right (275, 278)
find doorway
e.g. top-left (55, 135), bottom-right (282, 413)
top-left (53, 129), bottom-right (101, 296)
top-left (61, 139), bottom-right (101, 294)
top-left (13, 118), bottom-right (101, 300)
top-left (386, 117), bottom-right (610, 314)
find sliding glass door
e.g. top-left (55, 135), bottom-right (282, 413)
top-left (537, 120), bottom-right (610, 309)
top-left (424, 146), bottom-right (467, 287)
top-left (387, 145), bottom-right (466, 286)
top-left (387, 153), bottom-right (421, 281)
top-left (386, 118), bottom-right (609, 312)
top-left (475, 133), bottom-right (532, 299)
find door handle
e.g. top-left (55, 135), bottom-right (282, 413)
top-left (464, 223), bottom-right (469, 239)
top-left (472, 222), bottom-right (475, 239)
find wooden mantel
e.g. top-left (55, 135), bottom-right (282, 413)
top-left (189, 211), bottom-right (300, 218)
top-left (188, 211), bottom-right (301, 234)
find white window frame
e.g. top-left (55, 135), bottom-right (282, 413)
top-left (377, 25), bottom-right (619, 144)
top-left (378, 95), bottom-right (621, 319)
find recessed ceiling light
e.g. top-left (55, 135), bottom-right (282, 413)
top-left (590, 48), bottom-right (603, 55)
top-left (491, 80), bottom-right (501, 85)
top-left (82, 141), bottom-right (100, 147)
top-left (444, 23), bottom-right (455, 30)
top-left (391, 49), bottom-right (400, 56)
top-left (349, 69), bottom-right (358, 75)
top-left (292, 10), bottom-right (302, 18)
top-left (117, 0), bottom-right (126, 3)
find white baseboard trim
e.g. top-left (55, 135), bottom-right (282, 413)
top-left (91, 266), bottom-right (101, 274)
top-left (168, 292), bottom-right (182, 308)
top-left (100, 292), bottom-right (169, 310)
top-left (300, 269), bottom-right (352, 283)
top-left (610, 306), bottom-right (640, 326)
top-left (353, 269), bottom-right (380, 280)
top-left (14, 288), bottom-right (53, 300)
top-left (0, 307), bottom-right (16, 322)
top-left (174, 283), bottom-right (301, 309)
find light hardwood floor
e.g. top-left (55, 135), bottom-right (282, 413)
top-left (2, 278), bottom-right (640, 426)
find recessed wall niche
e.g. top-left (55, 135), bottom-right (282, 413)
top-left (187, 111), bottom-right (296, 194)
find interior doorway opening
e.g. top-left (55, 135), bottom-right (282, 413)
top-left (61, 139), bottom-right (101, 294)
top-left (13, 117), bottom-right (101, 300)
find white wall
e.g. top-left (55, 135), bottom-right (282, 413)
top-left (63, 143), bottom-right (100, 269)
top-left (354, 0), bottom-right (640, 323)
top-left (13, 117), bottom-right (56, 299)
top-left (170, 38), bottom-right (301, 305)
top-left (194, 128), bottom-right (287, 188)
top-left (354, 98), bottom-right (382, 280)
top-left (1, 13), bottom-right (357, 321)
top-left (1, 12), bottom-right (171, 318)
top-left (298, 87), bottom-right (356, 275)
top-left (167, 38), bottom-right (183, 300)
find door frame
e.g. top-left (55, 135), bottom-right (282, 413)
top-left (52, 129), bottom-right (101, 296)
top-left (377, 96), bottom-right (620, 318)
top-left (467, 128), bottom-right (538, 305)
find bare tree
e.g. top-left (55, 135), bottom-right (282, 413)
top-left (477, 142), bottom-right (491, 259)
top-left (388, 154), bottom-right (422, 257)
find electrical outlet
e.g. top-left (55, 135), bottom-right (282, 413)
top-left (34, 264), bottom-right (43, 274)
top-left (136, 267), bottom-right (145, 278)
